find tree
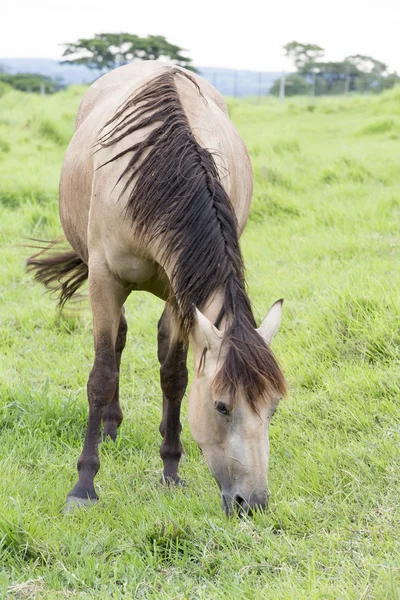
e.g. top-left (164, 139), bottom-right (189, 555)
top-left (270, 73), bottom-right (310, 96)
top-left (282, 41), bottom-right (399, 95)
top-left (283, 41), bottom-right (325, 70)
top-left (345, 55), bottom-right (399, 92)
top-left (61, 33), bottom-right (196, 72)
top-left (378, 72), bottom-right (400, 91)
top-left (132, 35), bottom-right (193, 65)
top-left (301, 60), bottom-right (359, 94)
top-left (0, 72), bottom-right (62, 93)
top-left (345, 55), bottom-right (388, 76)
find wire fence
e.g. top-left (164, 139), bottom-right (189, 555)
top-left (198, 69), bottom-right (278, 99)
top-left (198, 69), bottom-right (397, 101)
top-left (2, 60), bottom-right (396, 100)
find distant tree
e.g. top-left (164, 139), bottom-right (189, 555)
top-left (345, 55), bottom-right (399, 92)
top-left (282, 41), bottom-right (399, 95)
top-left (378, 72), bottom-right (400, 91)
top-left (270, 73), bottom-right (310, 96)
top-left (345, 55), bottom-right (388, 76)
top-left (61, 33), bottom-right (196, 72)
top-left (300, 60), bottom-right (357, 76)
top-left (283, 41), bottom-right (325, 70)
top-left (0, 72), bottom-right (62, 93)
top-left (301, 60), bottom-right (359, 93)
top-left (132, 35), bottom-right (194, 66)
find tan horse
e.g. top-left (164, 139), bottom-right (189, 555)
top-left (28, 61), bottom-right (287, 515)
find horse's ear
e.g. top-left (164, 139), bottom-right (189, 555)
top-left (257, 299), bottom-right (283, 345)
top-left (192, 307), bottom-right (222, 355)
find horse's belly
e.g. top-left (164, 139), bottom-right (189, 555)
top-left (107, 248), bottom-right (157, 284)
top-left (105, 245), bottom-right (169, 300)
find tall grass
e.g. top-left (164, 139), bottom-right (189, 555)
top-left (0, 85), bottom-right (399, 598)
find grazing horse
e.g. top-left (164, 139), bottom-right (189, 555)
top-left (28, 61), bottom-right (287, 515)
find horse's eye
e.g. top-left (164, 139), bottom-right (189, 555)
top-left (215, 401), bottom-right (229, 416)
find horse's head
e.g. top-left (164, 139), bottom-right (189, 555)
top-left (188, 300), bottom-right (283, 516)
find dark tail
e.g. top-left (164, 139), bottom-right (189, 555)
top-left (26, 239), bottom-right (88, 308)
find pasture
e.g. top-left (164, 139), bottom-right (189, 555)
top-left (0, 84), bottom-right (399, 598)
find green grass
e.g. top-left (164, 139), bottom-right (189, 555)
top-left (1, 85), bottom-right (400, 599)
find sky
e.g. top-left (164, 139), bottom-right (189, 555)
top-left (2, 0), bottom-right (400, 73)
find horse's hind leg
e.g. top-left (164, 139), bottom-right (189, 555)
top-left (157, 304), bottom-right (188, 485)
top-left (102, 309), bottom-right (128, 441)
top-left (66, 264), bottom-right (128, 508)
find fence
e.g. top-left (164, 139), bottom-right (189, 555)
top-left (275, 71), bottom-right (396, 102)
top-left (198, 68), bottom-right (278, 99)
top-left (198, 68), bottom-right (396, 101)
top-left (3, 60), bottom-right (395, 100)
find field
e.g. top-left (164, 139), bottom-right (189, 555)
top-left (0, 83), bottom-right (399, 599)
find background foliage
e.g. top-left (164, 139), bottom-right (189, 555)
top-left (62, 33), bottom-right (195, 72)
top-left (0, 71), bottom-right (63, 94)
top-left (277, 41), bottom-right (400, 95)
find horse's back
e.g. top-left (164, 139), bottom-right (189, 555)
top-left (59, 61), bottom-right (252, 289)
top-left (75, 61), bottom-right (229, 130)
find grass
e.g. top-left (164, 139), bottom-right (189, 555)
top-left (0, 84), bottom-right (399, 599)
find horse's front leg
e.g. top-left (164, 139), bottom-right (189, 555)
top-left (102, 308), bottom-right (128, 441)
top-left (65, 264), bottom-right (128, 508)
top-left (157, 304), bottom-right (188, 484)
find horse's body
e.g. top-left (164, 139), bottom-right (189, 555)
top-left (28, 61), bottom-right (286, 515)
top-left (60, 61), bottom-right (251, 290)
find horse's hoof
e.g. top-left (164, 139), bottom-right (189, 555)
top-left (160, 475), bottom-right (187, 487)
top-left (63, 495), bottom-right (97, 513)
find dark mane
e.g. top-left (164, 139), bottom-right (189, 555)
top-left (98, 67), bottom-right (287, 407)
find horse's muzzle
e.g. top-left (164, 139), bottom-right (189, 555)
top-left (221, 490), bottom-right (269, 517)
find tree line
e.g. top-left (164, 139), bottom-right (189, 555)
top-left (271, 41), bottom-right (399, 96)
top-left (0, 33), bottom-right (194, 94)
top-left (1, 35), bottom-right (398, 96)
top-left (61, 33), bottom-right (195, 72)
top-left (0, 71), bottom-right (63, 94)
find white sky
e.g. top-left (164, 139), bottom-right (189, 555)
top-left (2, 0), bottom-right (400, 72)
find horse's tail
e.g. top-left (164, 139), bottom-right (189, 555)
top-left (26, 239), bottom-right (88, 308)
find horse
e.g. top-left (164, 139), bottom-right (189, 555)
top-left (27, 61), bottom-right (287, 516)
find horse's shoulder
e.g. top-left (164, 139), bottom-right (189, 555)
top-left (74, 62), bottom-right (166, 130)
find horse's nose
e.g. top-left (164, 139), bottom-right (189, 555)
top-left (233, 493), bottom-right (251, 514)
top-left (234, 492), bottom-right (268, 515)
top-left (222, 491), bottom-right (269, 516)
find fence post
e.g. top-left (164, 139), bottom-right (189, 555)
top-left (212, 71), bottom-right (217, 89)
top-left (344, 69), bottom-right (350, 95)
top-left (257, 71), bottom-right (262, 104)
top-left (279, 72), bottom-right (286, 103)
top-left (233, 70), bottom-right (238, 98)
top-left (311, 71), bottom-right (317, 97)
top-left (40, 83), bottom-right (46, 95)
